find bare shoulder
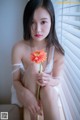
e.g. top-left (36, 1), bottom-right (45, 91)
top-left (54, 47), bottom-right (64, 64)
top-left (12, 40), bottom-right (30, 53)
top-left (12, 40), bottom-right (29, 64)
top-left (12, 41), bottom-right (23, 56)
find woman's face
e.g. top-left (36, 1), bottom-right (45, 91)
top-left (31, 7), bottom-right (51, 42)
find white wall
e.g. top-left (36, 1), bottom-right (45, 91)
top-left (0, 0), bottom-right (28, 104)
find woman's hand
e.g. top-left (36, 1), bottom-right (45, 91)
top-left (36, 72), bottom-right (60, 87)
top-left (36, 72), bottom-right (52, 87)
top-left (17, 88), bottom-right (42, 116)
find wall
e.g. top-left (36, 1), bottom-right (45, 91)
top-left (0, 0), bottom-right (28, 104)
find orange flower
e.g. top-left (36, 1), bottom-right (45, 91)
top-left (30, 49), bottom-right (47, 120)
top-left (30, 49), bottom-right (47, 64)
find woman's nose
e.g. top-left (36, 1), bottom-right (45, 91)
top-left (36, 23), bottom-right (41, 32)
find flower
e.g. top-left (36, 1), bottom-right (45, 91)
top-left (30, 49), bottom-right (47, 64)
top-left (30, 49), bottom-right (47, 98)
top-left (30, 49), bottom-right (47, 120)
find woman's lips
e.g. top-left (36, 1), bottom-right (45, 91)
top-left (35, 34), bottom-right (43, 37)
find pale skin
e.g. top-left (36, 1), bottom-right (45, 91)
top-left (12, 7), bottom-right (64, 120)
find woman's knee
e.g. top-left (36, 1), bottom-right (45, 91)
top-left (40, 85), bottom-right (58, 100)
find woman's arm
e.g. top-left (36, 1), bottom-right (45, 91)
top-left (12, 43), bottom-right (27, 105)
top-left (12, 43), bottom-right (41, 115)
top-left (12, 43), bottom-right (25, 98)
top-left (36, 49), bottom-right (64, 87)
top-left (49, 50), bottom-right (64, 87)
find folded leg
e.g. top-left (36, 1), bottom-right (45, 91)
top-left (40, 85), bottom-right (61, 120)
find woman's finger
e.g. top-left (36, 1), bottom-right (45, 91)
top-left (35, 105), bottom-right (42, 115)
top-left (36, 80), bottom-right (47, 86)
top-left (36, 81), bottom-right (43, 86)
top-left (28, 106), bottom-right (34, 115)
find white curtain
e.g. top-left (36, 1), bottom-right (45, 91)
top-left (53, 0), bottom-right (80, 120)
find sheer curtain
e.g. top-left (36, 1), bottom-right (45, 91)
top-left (52, 0), bottom-right (80, 120)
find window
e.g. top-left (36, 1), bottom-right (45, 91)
top-left (52, 0), bottom-right (80, 120)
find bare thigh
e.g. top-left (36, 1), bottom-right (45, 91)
top-left (22, 65), bottom-right (38, 120)
top-left (22, 63), bottom-right (39, 95)
top-left (40, 85), bottom-right (61, 120)
top-left (24, 108), bottom-right (31, 120)
top-left (23, 75), bottom-right (37, 95)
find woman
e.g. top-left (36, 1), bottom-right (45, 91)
top-left (11, 0), bottom-right (64, 120)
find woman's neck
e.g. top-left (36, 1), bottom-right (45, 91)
top-left (30, 39), bottom-right (47, 50)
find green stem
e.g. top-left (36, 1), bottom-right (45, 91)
top-left (37, 85), bottom-right (40, 101)
top-left (37, 63), bottom-right (42, 100)
top-left (36, 63), bottom-right (43, 120)
top-left (39, 63), bottom-right (42, 73)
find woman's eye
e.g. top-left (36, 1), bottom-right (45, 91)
top-left (41, 21), bottom-right (47, 24)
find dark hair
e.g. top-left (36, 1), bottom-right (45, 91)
top-left (23, 0), bottom-right (64, 55)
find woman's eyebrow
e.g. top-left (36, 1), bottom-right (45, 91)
top-left (40, 18), bottom-right (48, 20)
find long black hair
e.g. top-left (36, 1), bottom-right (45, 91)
top-left (23, 0), bottom-right (64, 55)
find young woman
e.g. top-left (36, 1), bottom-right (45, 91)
top-left (11, 0), bottom-right (65, 120)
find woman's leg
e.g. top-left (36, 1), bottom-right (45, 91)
top-left (24, 107), bottom-right (37, 120)
top-left (23, 64), bottom-right (37, 119)
top-left (40, 85), bottom-right (61, 120)
top-left (24, 108), bottom-right (30, 120)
